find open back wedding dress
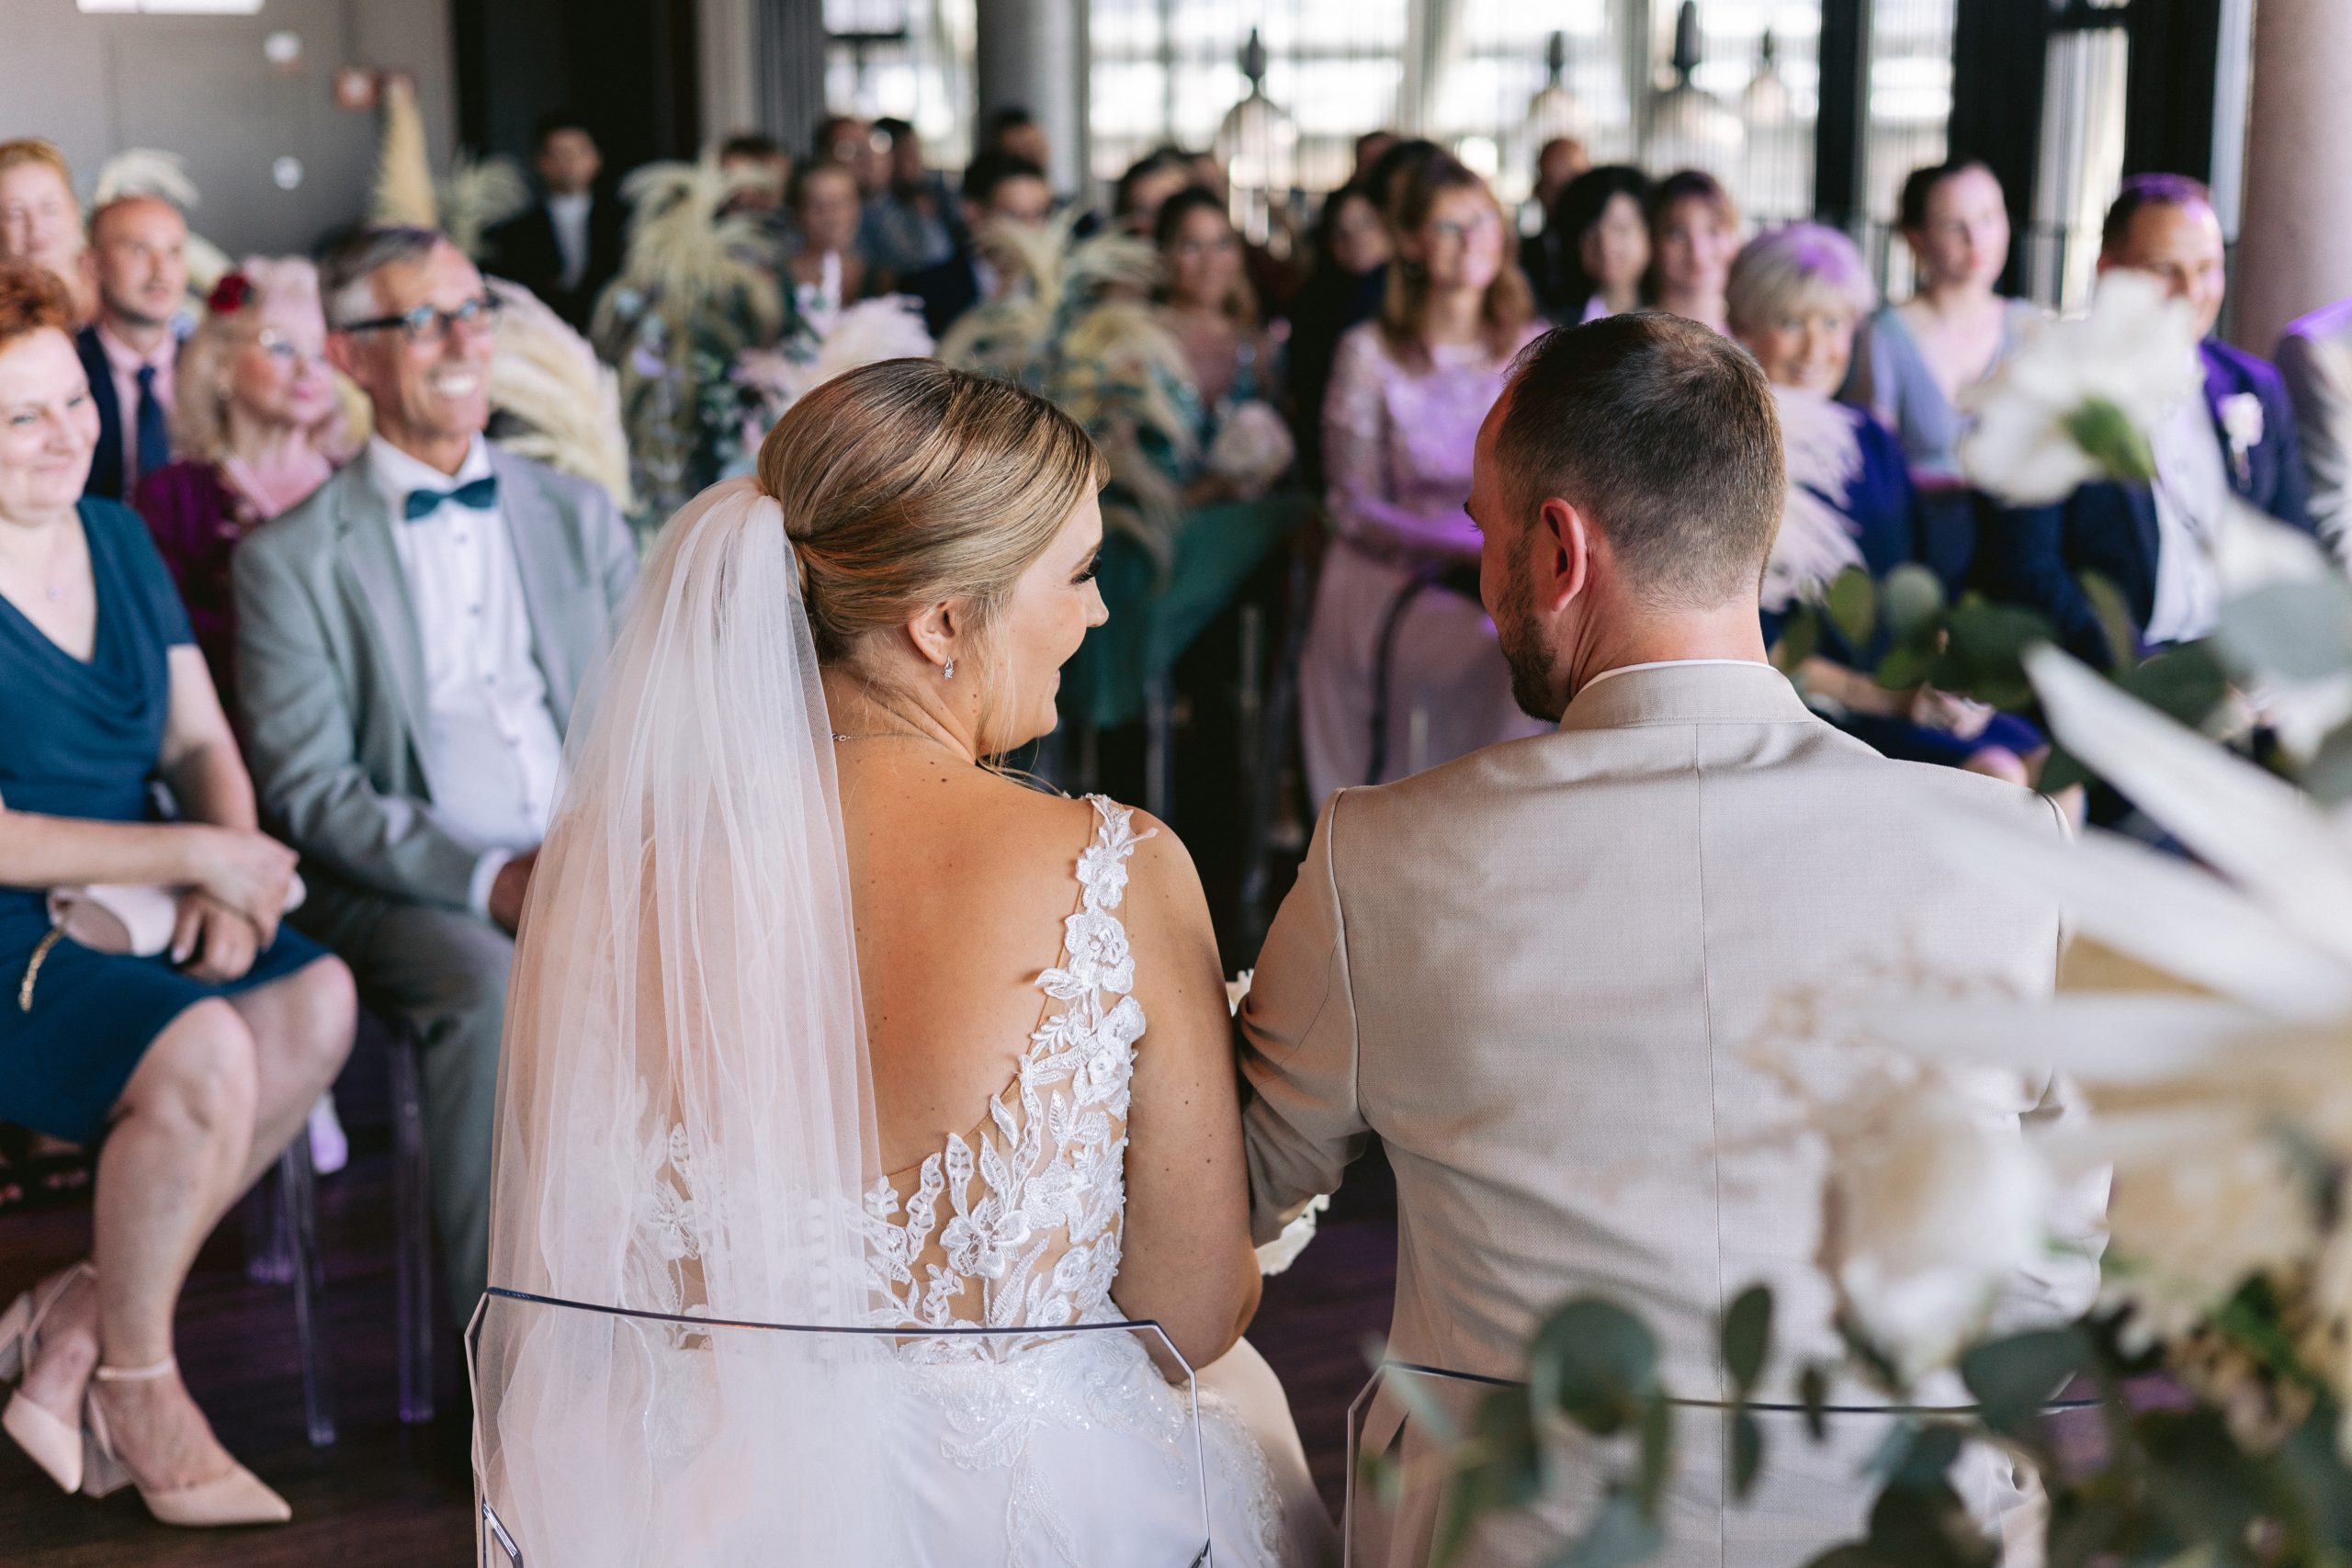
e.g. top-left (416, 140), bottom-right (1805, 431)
top-left (478, 479), bottom-right (1286, 1567)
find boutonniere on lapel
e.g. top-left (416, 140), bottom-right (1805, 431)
top-left (2219, 390), bottom-right (2265, 490)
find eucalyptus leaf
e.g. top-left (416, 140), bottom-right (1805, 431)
top-left (1731, 1408), bottom-right (1765, 1499)
top-left (1960, 1327), bottom-right (2086, 1438)
top-left (1876, 641), bottom-right (1934, 694)
top-left (1548, 1488), bottom-right (1666, 1568)
top-left (1880, 564), bottom-right (1946, 644)
top-left (1637, 1391), bottom-right (1674, 1517)
top-left (2301, 719), bottom-right (2352, 805)
top-left (1721, 1285), bottom-right (1774, 1398)
top-left (2081, 572), bottom-right (2143, 672)
top-left (1778, 606), bottom-right (1821, 674)
top-left (1799, 1363), bottom-right (1830, 1444)
top-left (2064, 397), bottom-right (2156, 486)
top-left (1864, 1480), bottom-right (2000, 1568)
top-left (2117, 645), bottom-right (2229, 733)
top-left (1527, 1298), bottom-right (1660, 1436)
top-left (2214, 579), bottom-right (2352, 682)
top-left (1826, 569), bottom-right (1879, 652)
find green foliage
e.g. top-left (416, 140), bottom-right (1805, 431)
top-left (1960, 1327), bottom-right (2089, 1440)
top-left (1548, 1488), bottom-right (1667, 1568)
top-left (1528, 1297), bottom-right (1662, 1438)
top-left (1826, 570), bottom-right (1879, 653)
top-left (2064, 397), bottom-right (2158, 485)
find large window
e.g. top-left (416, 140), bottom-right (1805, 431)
top-left (1086, 0), bottom-right (1954, 278)
top-left (824, 0), bottom-right (977, 164)
top-left (1090, 0), bottom-right (1410, 194)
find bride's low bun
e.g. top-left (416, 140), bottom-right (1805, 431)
top-left (757, 359), bottom-right (1103, 665)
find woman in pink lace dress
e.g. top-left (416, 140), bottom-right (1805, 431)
top-left (1301, 154), bottom-right (1549, 806)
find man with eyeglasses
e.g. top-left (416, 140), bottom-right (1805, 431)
top-left (232, 225), bottom-right (638, 1328)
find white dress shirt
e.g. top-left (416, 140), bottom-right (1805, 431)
top-left (547, 193), bottom-right (593, 292)
top-left (2146, 389), bottom-right (2231, 646)
top-left (370, 435), bottom-right (566, 912)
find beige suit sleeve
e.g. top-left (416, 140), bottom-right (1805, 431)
top-left (1239, 791), bottom-right (1371, 1246)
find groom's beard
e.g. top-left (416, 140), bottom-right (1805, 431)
top-left (1492, 558), bottom-right (1567, 723)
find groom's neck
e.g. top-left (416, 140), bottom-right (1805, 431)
top-left (1568, 601), bottom-right (1770, 694)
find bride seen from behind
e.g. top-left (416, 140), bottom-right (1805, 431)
top-left (482, 357), bottom-right (1316, 1566)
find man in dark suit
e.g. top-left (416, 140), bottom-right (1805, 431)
top-left (75, 194), bottom-right (188, 502)
top-left (899, 151), bottom-right (1053, 340)
top-left (1982, 174), bottom-right (2312, 667)
top-left (482, 112), bottom-right (625, 332)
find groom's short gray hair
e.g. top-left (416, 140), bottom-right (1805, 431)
top-left (320, 225), bottom-right (447, 329)
top-left (1495, 312), bottom-right (1783, 609)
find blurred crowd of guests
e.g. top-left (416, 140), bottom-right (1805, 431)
top-left (0, 99), bottom-right (2345, 1531)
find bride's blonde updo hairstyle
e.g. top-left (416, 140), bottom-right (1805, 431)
top-left (757, 358), bottom-right (1103, 678)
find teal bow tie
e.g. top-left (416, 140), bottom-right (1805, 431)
top-left (403, 473), bottom-right (499, 522)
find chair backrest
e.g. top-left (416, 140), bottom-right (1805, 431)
top-left (467, 1287), bottom-right (1217, 1568)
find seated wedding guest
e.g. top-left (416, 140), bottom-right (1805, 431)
top-left (1849, 160), bottom-right (2040, 485)
top-left (1351, 130), bottom-right (1398, 184)
top-left (1287, 181), bottom-right (1392, 491)
top-left (0, 140), bottom-right (92, 322)
top-left (1644, 168), bottom-right (1740, 333)
top-left (857, 118), bottom-right (957, 276)
top-left (1154, 186), bottom-right (1281, 497)
top-left (784, 159), bottom-right (880, 332)
top-left (1516, 135), bottom-right (1589, 303)
top-left (0, 258), bottom-right (354, 1528)
top-left (811, 113), bottom-right (886, 197)
top-left (75, 194), bottom-right (189, 503)
top-left (233, 227), bottom-right (637, 1325)
top-left (2277, 296), bottom-right (2352, 561)
top-left (1983, 175), bottom-right (2311, 666)
top-left (482, 112), bottom-right (624, 332)
top-left (900, 152), bottom-right (1054, 340)
top-left (1113, 146), bottom-right (1196, 236)
top-left (979, 105), bottom-right (1053, 179)
top-left (133, 261), bottom-right (338, 718)
top-left (1300, 153), bottom-right (1546, 807)
top-left (718, 130), bottom-right (791, 210)
top-left (1731, 224), bottom-right (2040, 784)
top-left (1538, 164), bottom-right (1650, 324)
top-left (1243, 311), bottom-right (2080, 1568)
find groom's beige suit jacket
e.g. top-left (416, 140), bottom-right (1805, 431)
top-left (1241, 660), bottom-right (2075, 1566)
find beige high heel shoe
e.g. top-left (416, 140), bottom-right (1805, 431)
top-left (83, 1358), bottom-right (290, 1527)
top-left (0, 1261), bottom-right (96, 1492)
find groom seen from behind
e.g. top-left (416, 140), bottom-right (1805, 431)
top-left (1241, 313), bottom-right (2078, 1565)
top-left (234, 227), bottom-right (637, 1324)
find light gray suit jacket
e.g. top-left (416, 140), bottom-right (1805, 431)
top-left (2278, 299), bottom-right (2352, 560)
top-left (1240, 662), bottom-right (2072, 1566)
top-left (232, 445), bottom-right (637, 940)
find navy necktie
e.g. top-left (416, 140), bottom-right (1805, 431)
top-left (132, 364), bottom-right (169, 484)
top-left (402, 473), bottom-right (500, 523)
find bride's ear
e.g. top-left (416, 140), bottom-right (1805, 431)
top-left (905, 596), bottom-right (972, 676)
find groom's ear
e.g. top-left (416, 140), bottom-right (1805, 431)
top-left (1537, 497), bottom-right (1591, 614)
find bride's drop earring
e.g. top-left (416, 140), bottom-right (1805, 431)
top-left (944, 660), bottom-right (956, 681)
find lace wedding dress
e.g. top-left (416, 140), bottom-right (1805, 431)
top-left (483, 480), bottom-right (1304, 1567)
top-left (855, 796), bottom-right (1286, 1567)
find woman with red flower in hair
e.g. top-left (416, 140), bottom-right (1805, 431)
top-left (132, 260), bottom-right (353, 721)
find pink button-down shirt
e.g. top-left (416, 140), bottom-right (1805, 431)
top-left (95, 322), bottom-right (178, 493)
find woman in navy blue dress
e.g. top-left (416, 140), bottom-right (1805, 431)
top-left (0, 262), bottom-right (353, 1527)
top-left (1730, 226), bottom-right (2044, 784)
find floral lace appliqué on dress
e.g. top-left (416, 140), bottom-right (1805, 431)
top-left (853, 796), bottom-right (1281, 1566)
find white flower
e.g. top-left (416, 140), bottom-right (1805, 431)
top-left (1255, 1194), bottom-right (1330, 1277)
top-left (1960, 270), bottom-right (2203, 506)
top-left (1816, 1069), bottom-right (2052, 1383)
top-left (2219, 391), bottom-right (2266, 460)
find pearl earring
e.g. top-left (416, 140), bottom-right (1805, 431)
top-left (944, 660), bottom-right (956, 681)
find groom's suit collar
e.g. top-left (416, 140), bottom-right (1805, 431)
top-left (1556, 658), bottom-right (1811, 734)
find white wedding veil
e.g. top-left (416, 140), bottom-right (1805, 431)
top-left (478, 478), bottom-right (900, 1562)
